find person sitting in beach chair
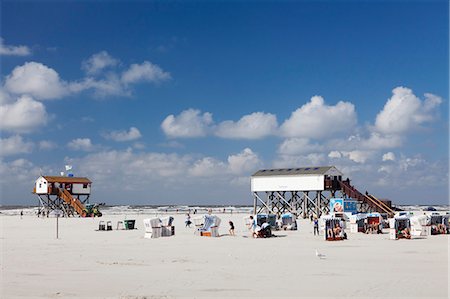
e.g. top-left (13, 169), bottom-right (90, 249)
top-left (254, 222), bottom-right (272, 238)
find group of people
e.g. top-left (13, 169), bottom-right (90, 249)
top-left (247, 215), bottom-right (271, 238)
top-left (325, 219), bottom-right (347, 240)
top-left (364, 221), bottom-right (382, 234)
top-left (431, 223), bottom-right (448, 235)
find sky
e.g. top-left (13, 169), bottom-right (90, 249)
top-left (0, 0), bottom-right (448, 206)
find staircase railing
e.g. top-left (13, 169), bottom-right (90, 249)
top-left (338, 181), bottom-right (394, 217)
top-left (58, 188), bottom-right (87, 217)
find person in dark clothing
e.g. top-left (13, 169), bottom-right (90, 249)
top-left (229, 221), bottom-right (235, 236)
top-left (313, 217), bottom-right (320, 236)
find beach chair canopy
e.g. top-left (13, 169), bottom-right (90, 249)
top-left (394, 217), bottom-right (410, 230)
top-left (256, 214), bottom-right (277, 227)
top-left (281, 213), bottom-right (295, 225)
top-left (410, 215), bottom-right (430, 226)
top-left (430, 215), bottom-right (443, 225)
top-left (160, 216), bottom-right (174, 227)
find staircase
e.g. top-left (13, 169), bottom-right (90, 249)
top-left (58, 188), bottom-right (87, 217)
top-left (338, 180), bottom-right (394, 217)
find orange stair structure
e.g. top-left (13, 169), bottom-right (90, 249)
top-left (339, 180), bottom-right (394, 217)
top-left (58, 188), bottom-right (87, 217)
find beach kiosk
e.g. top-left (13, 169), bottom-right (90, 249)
top-left (33, 175), bottom-right (101, 217)
top-left (389, 216), bottom-right (411, 240)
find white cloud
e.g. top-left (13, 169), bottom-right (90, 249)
top-left (375, 87), bottom-right (442, 134)
top-left (161, 109), bottom-right (213, 138)
top-left (341, 150), bottom-right (373, 164)
top-left (82, 51), bottom-right (118, 75)
top-left (0, 135), bottom-right (33, 156)
top-left (67, 138), bottom-right (96, 152)
top-left (0, 95), bottom-right (48, 133)
top-left (121, 61), bottom-right (171, 84)
top-left (69, 75), bottom-right (128, 97)
top-left (364, 133), bottom-right (403, 149)
top-left (39, 140), bottom-right (57, 150)
top-left (227, 148), bottom-right (262, 175)
top-left (328, 151), bottom-right (342, 159)
top-left (4, 62), bottom-right (69, 100)
top-left (382, 152), bottom-right (396, 162)
top-left (215, 112), bottom-right (278, 139)
top-left (278, 138), bottom-right (323, 155)
top-left (280, 96), bottom-right (357, 139)
top-left (0, 38), bottom-right (31, 56)
top-left (189, 157), bottom-right (227, 177)
top-left (103, 127), bottom-right (142, 142)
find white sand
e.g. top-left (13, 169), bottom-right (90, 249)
top-left (1, 213), bottom-right (448, 299)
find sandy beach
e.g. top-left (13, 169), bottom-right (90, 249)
top-left (1, 212), bottom-right (448, 299)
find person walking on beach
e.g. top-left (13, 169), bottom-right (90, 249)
top-left (313, 217), bottom-right (319, 236)
top-left (229, 221), bottom-right (235, 236)
top-left (20, 210), bottom-right (23, 219)
top-left (185, 213), bottom-right (192, 227)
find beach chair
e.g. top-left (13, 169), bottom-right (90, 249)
top-left (197, 215), bottom-right (221, 237)
top-left (116, 221), bottom-right (124, 230)
top-left (143, 218), bottom-right (152, 239)
top-left (410, 215), bottom-right (431, 237)
top-left (106, 221), bottom-right (113, 231)
top-left (322, 217), bottom-right (346, 241)
top-left (148, 218), bottom-right (162, 238)
top-left (389, 216), bottom-right (411, 240)
top-left (280, 213), bottom-right (297, 230)
top-left (98, 221), bottom-right (106, 231)
top-left (160, 216), bottom-right (175, 237)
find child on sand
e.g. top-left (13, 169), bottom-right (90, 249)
top-left (229, 221), bottom-right (235, 236)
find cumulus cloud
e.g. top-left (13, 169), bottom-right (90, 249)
top-left (278, 138), bottom-right (323, 155)
top-left (161, 109), bottom-right (213, 138)
top-left (0, 95), bottom-right (48, 133)
top-left (189, 157), bottom-right (227, 177)
top-left (227, 148), bottom-right (262, 175)
top-left (328, 151), bottom-right (342, 159)
top-left (280, 96), bottom-right (357, 139)
top-left (341, 150), bottom-right (374, 163)
top-left (0, 135), bottom-right (34, 156)
top-left (382, 152), bottom-right (396, 162)
top-left (215, 112), bottom-right (278, 139)
top-left (103, 127), bottom-right (142, 142)
top-left (121, 61), bottom-right (171, 84)
top-left (375, 87), bottom-right (442, 134)
top-left (4, 62), bottom-right (69, 100)
top-left (0, 38), bottom-right (31, 56)
top-left (82, 51), bottom-right (118, 74)
top-left (67, 138), bottom-right (96, 152)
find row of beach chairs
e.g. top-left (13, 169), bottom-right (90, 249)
top-left (98, 220), bottom-right (136, 231)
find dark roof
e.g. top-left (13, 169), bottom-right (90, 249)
top-left (42, 176), bottom-right (92, 184)
top-left (252, 166), bottom-right (340, 177)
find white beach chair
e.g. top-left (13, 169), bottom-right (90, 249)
top-left (148, 218), bottom-right (162, 238)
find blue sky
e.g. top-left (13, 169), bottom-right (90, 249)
top-left (1, 1), bottom-right (448, 206)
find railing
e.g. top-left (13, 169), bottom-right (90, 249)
top-left (338, 181), bottom-right (394, 217)
top-left (58, 188), bottom-right (87, 217)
